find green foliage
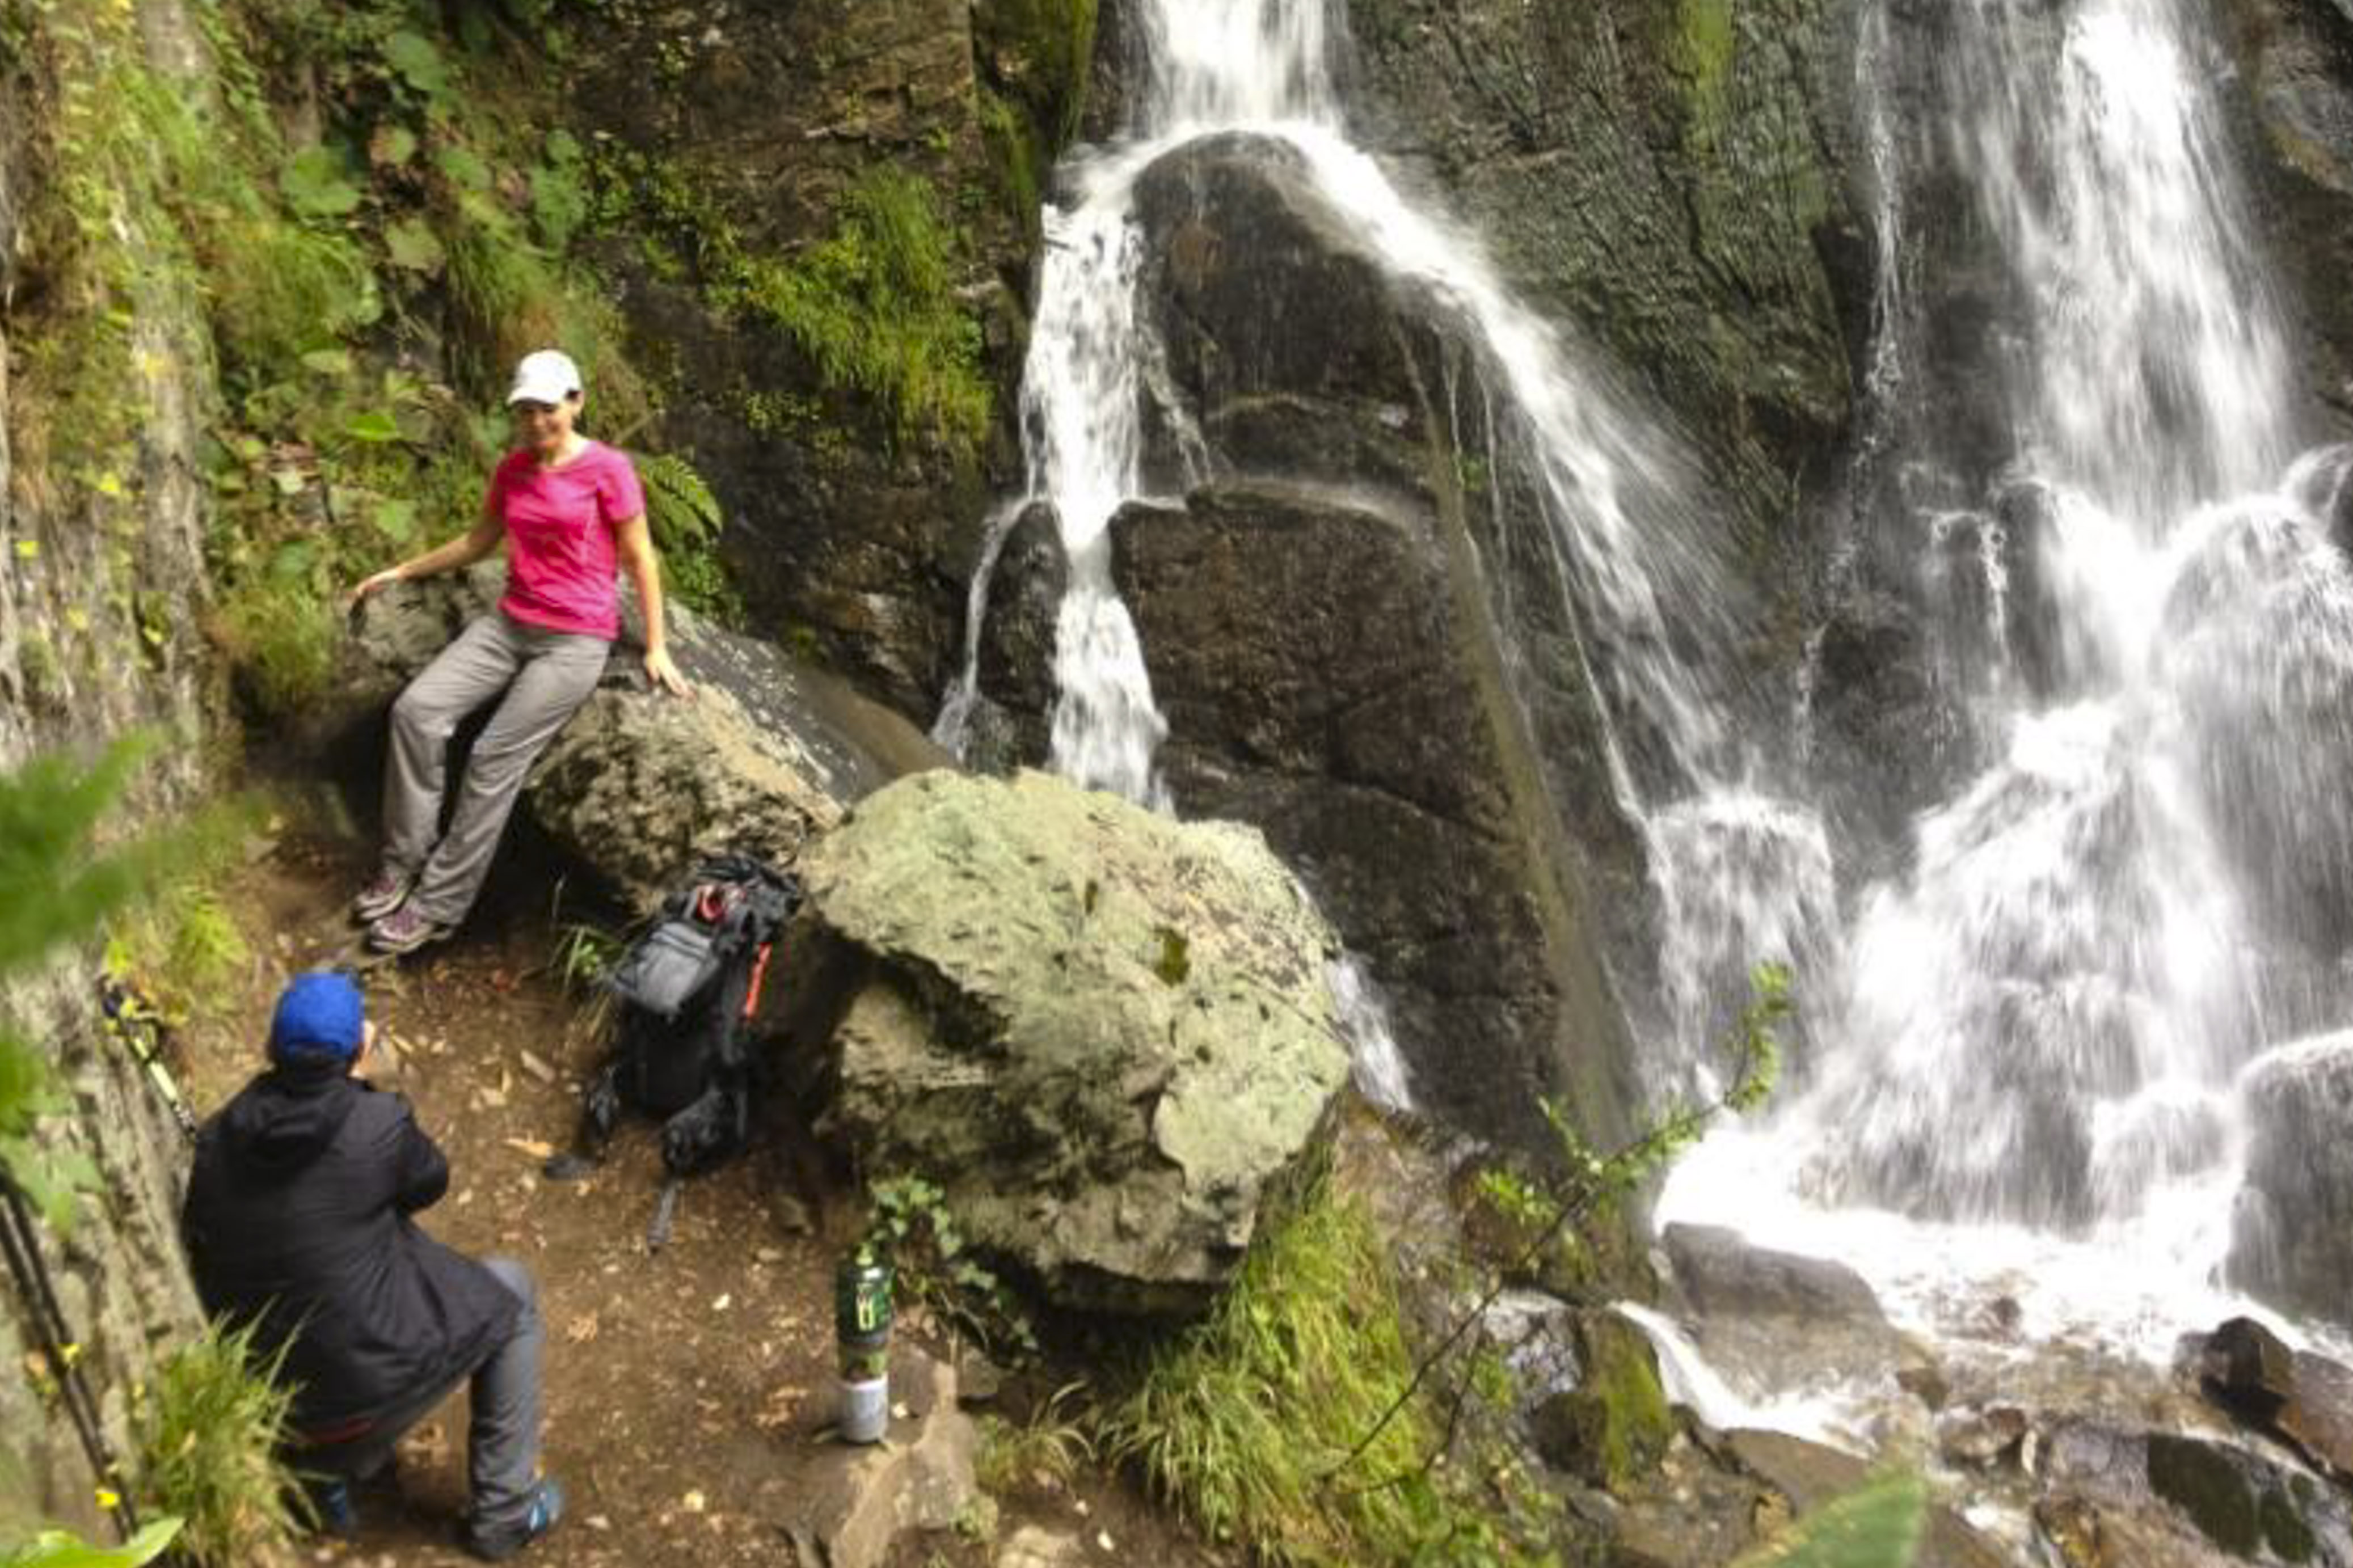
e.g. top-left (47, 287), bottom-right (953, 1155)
top-left (133, 1320), bottom-right (305, 1567)
top-left (1473, 1167), bottom-right (1563, 1233)
top-left (971, 0), bottom-right (1097, 225)
top-left (637, 453), bottom-right (745, 626)
top-left (1729, 1471), bottom-right (1926, 1568)
top-left (867, 1174), bottom-right (1038, 1363)
top-left (1099, 1166), bottom-right (1539, 1566)
top-left (606, 149), bottom-right (991, 459)
top-left (0, 1518), bottom-right (183, 1567)
top-left (733, 171), bottom-right (991, 456)
top-left (96, 787), bottom-right (258, 1029)
top-left (0, 743), bottom-right (163, 975)
top-left (0, 741), bottom-right (183, 1232)
top-left (974, 1383), bottom-right (1097, 1494)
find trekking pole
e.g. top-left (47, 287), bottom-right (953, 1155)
top-left (100, 980), bottom-right (197, 1142)
top-left (0, 1178), bottom-right (141, 1538)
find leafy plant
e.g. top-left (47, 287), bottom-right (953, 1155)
top-left (637, 452), bottom-right (744, 625)
top-left (0, 743), bottom-right (181, 1232)
top-left (736, 170), bottom-right (992, 456)
top-left (1730, 1470), bottom-right (1926, 1568)
top-left (1099, 1160), bottom-right (1533, 1566)
top-left (133, 1320), bottom-right (306, 1567)
top-left (0, 1518), bottom-right (182, 1567)
top-left (867, 1174), bottom-right (1038, 1363)
top-left (974, 1381), bottom-right (1097, 1494)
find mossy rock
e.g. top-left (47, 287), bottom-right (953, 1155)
top-left (1529, 1311), bottom-right (1675, 1494)
top-left (2145, 1434), bottom-right (2263, 1558)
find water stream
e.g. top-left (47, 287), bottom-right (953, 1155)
top-left (946, 0), bottom-right (2353, 1413)
top-left (1665, 0), bottom-right (2353, 1371)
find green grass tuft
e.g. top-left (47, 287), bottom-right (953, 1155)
top-left (1099, 1163), bottom-right (1540, 1566)
top-left (729, 171), bottom-right (992, 458)
top-left (133, 1320), bottom-right (306, 1567)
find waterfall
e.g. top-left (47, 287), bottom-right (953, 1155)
top-left (939, 0), bottom-right (2351, 1351)
top-left (942, 0), bottom-right (1763, 809)
top-left (939, 0), bottom-right (1832, 1106)
top-left (1663, 0), bottom-right (2353, 1355)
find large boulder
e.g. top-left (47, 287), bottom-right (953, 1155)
top-left (800, 768), bottom-right (1351, 1314)
top-left (331, 566), bottom-right (943, 908)
top-left (1663, 1224), bottom-right (1886, 1324)
top-left (2232, 1033), bottom-right (2353, 1325)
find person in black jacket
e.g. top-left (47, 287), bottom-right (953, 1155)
top-left (182, 971), bottom-right (562, 1560)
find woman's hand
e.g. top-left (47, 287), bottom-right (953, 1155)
top-left (644, 644), bottom-right (693, 698)
top-left (347, 565), bottom-right (404, 608)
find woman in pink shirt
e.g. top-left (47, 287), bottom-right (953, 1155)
top-left (346, 349), bottom-right (692, 955)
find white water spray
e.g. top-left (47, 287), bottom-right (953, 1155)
top-left (1664, 0), bottom-right (2353, 1358)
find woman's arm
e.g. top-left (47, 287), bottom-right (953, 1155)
top-left (614, 512), bottom-right (693, 697)
top-left (347, 495), bottom-right (505, 605)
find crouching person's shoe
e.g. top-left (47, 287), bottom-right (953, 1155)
top-left (366, 903), bottom-right (449, 956)
top-left (463, 1476), bottom-right (563, 1562)
top-left (303, 1476), bottom-right (359, 1541)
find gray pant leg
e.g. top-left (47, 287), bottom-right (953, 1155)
top-left (406, 625), bottom-right (607, 924)
top-left (467, 1257), bottom-right (545, 1532)
top-left (382, 616), bottom-right (525, 872)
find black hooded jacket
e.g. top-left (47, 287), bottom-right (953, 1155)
top-left (182, 1063), bottom-right (520, 1434)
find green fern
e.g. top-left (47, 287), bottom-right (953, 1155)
top-left (635, 451), bottom-right (743, 624)
top-left (1730, 1470), bottom-right (1927, 1568)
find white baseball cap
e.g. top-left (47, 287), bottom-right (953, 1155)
top-left (507, 348), bottom-right (583, 406)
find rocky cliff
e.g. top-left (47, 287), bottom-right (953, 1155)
top-left (0, 0), bottom-right (222, 1535)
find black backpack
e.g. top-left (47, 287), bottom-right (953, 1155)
top-left (559, 854), bottom-right (801, 1216)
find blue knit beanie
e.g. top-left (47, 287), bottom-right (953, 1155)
top-left (268, 972), bottom-right (365, 1064)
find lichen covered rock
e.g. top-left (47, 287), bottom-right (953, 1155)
top-left (801, 768), bottom-right (1350, 1313)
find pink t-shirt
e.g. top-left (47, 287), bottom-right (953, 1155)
top-left (487, 441), bottom-right (645, 640)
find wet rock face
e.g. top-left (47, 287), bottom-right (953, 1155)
top-left (2203, 1316), bottom-right (2353, 1485)
top-left (1344, 0), bottom-right (1865, 529)
top-left (800, 769), bottom-right (1350, 1315)
top-left (1110, 476), bottom-right (1648, 1153)
top-left (2036, 1419), bottom-right (2353, 1567)
top-left (2220, 0), bottom-right (2353, 427)
top-left (2232, 1034), bottom-right (2353, 1326)
top-left (1095, 137), bottom-right (1660, 1153)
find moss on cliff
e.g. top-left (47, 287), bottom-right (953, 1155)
top-left (972, 0), bottom-right (1097, 231)
top-left (7, 0), bottom-right (743, 713)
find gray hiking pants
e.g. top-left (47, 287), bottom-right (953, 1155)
top-left (306, 1257), bottom-right (546, 1532)
top-left (383, 612), bottom-right (608, 925)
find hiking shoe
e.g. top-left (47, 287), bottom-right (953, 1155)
top-left (366, 903), bottom-right (449, 955)
top-left (353, 865), bottom-right (415, 922)
top-left (463, 1477), bottom-right (563, 1562)
top-left (304, 1476), bottom-right (359, 1540)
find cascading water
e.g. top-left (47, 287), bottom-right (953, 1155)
top-left (943, 0), bottom-right (2353, 1384)
top-left (1664, 0), bottom-right (2353, 1363)
top-left (941, 0), bottom-right (1818, 1105)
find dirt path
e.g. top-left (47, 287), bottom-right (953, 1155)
top-left (172, 816), bottom-right (1226, 1568)
top-left (183, 825), bottom-right (858, 1567)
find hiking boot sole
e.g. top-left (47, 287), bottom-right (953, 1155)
top-left (365, 916), bottom-right (449, 956)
